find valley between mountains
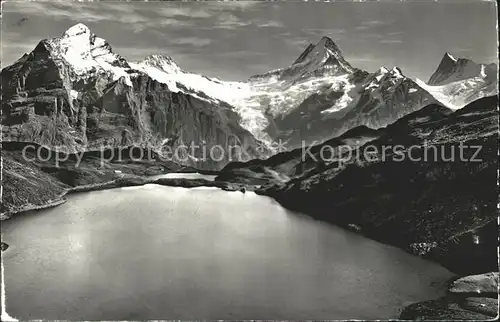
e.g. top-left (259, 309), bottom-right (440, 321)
top-left (1, 23), bottom-right (498, 320)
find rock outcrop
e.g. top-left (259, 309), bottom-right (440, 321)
top-left (400, 272), bottom-right (499, 320)
top-left (449, 272), bottom-right (499, 296)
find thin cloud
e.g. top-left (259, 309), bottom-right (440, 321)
top-left (257, 21), bottom-right (284, 28)
top-left (155, 6), bottom-right (213, 19)
top-left (354, 25), bottom-right (371, 31)
top-left (214, 13), bottom-right (251, 29)
top-left (284, 38), bottom-right (311, 48)
top-left (364, 20), bottom-right (386, 26)
top-left (133, 19), bottom-right (197, 33)
top-left (218, 51), bottom-right (267, 58)
top-left (379, 39), bottom-right (403, 44)
top-left (453, 48), bottom-right (474, 53)
top-left (304, 28), bottom-right (346, 34)
top-left (213, 1), bottom-right (264, 11)
top-left (302, 28), bottom-right (346, 42)
top-left (355, 20), bottom-right (392, 30)
top-left (170, 37), bottom-right (212, 47)
top-left (2, 1), bottom-right (151, 24)
top-left (347, 57), bottom-right (376, 63)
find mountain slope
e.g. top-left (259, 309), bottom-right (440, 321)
top-left (256, 96), bottom-right (498, 275)
top-left (218, 100), bottom-right (455, 186)
top-left (1, 24), bottom-right (266, 169)
top-left (270, 66), bottom-right (437, 148)
top-left (218, 96), bottom-right (498, 275)
top-left (229, 38), bottom-right (438, 147)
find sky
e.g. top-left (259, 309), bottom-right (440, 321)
top-left (1, 0), bottom-right (498, 82)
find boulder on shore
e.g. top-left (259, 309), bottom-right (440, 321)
top-left (449, 272), bottom-right (499, 296)
top-left (460, 297), bottom-right (498, 317)
top-left (400, 297), bottom-right (496, 320)
top-left (400, 271), bottom-right (499, 320)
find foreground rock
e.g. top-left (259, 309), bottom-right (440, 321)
top-left (1, 242), bottom-right (9, 252)
top-left (400, 272), bottom-right (499, 320)
top-left (449, 272), bottom-right (499, 297)
top-left (400, 297), bottom-right (497, 320)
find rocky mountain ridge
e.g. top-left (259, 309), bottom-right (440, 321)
top-left (1, 23), bottom-right (266, 170)
top-left (428, 52), bottom-right (496, 86)
top-left (2, 23), bottom-right (497, 165)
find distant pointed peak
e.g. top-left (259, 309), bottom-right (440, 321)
top-left (316, 36), bottom-right (340, 51)
top-left (428, 52), bottom-right (485, 85)
top-left (440, 52), bottom-right (477, 66)
top-left (391, 66), bottom-right (403, 76)
top-left (444, 52), bottom-right (458, 62)
top-left (293, 36), bottom-right (343, 66)
top-left (63, 23), bottom-right (92, 37)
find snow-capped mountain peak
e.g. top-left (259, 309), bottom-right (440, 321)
top-left (368, 66), bottom-right (403, 86)
top-left (292, 36), bottom-right (353, 73)
top-left (378, 66), bottom-right (389, 74)
top-left (42, 23), bottom-right (131, 83)
top-left (62, 23), bottom-right (93, 38)
top-left (293, 36), bottom-right (340, 65)
top-left (421, 53), bottom-right (498, 109)
top-left (307, 36), bottom-right (341, 62)
top-left (139, 54), bottom-right (183, 74)
top-left (249, 36), bottom-right (355, 86)
top-left (391, 66), bottom-right (403, 77)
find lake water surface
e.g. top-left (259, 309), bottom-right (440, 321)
top-left (1, 182), bottom-right (454, 320)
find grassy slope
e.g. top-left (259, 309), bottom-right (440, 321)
top-left (0, 143), bottom-right (183, 217)
top-left (0, 143), bottom-right (249, 218)
top-left (220, 97), bottom-right (498, 275)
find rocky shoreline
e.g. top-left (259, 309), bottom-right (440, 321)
top-left (400, 272), bottom-right (499, 319)
top-left (0, 174), bottom-right (254, 221)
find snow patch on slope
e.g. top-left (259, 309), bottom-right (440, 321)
top-left (129, 59), bottom-right (251, 105)
top-left (321, 74), bottom-right (356, 114)
top-left (46, 23), bottom-right (134, 86)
